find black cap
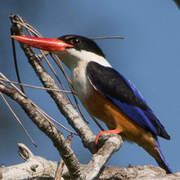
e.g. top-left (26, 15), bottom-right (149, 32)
top-left (58, 34), bottom-right (105, 57)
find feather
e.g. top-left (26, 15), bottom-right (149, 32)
top-left (86, 61), bottom-right (170, 139)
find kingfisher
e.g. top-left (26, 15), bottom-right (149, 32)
top-left (12, 34), bottom-right (172, 173)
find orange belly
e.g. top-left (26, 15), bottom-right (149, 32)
top-left (82, 88), bottom-right (154, 145)
top-left (82, 88), bottom-right (162, 167)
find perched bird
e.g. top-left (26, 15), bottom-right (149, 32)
top-left (12, 34), bottom-right (172, 173)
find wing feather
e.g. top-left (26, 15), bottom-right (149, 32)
top-left (86, 61), bottom-right (170, 139)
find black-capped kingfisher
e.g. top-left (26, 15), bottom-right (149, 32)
top-left (12, 34), bottom-right (172, 173)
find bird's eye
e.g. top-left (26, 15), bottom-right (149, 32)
top-left (70, 38), bottom-right (80, 45)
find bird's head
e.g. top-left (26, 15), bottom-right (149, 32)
top-left (12, 34), bottom-right (110, 71)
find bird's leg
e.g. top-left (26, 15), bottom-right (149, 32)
top-left (95, 129), bottom-right (122, 145)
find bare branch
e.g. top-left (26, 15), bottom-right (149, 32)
top-left (0, 73), bottom-right (76, 135)
top-left (0, 77), bottom-right (123, 178)
top-left (0, 82), bottom-right (83, 179)
top-left (83, 134), bottom-right (122, 179)
top-left (0, 92), bottom-right (37, 146)
top-left (1, 144), bottom-right (179, 180)
top-left (10, 14), bottom-right (95, 150)
top-left (18, 143), bottom-right (34, 160)
top-left (55, 135), bottom-right (73, 180)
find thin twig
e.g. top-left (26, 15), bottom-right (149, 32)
top-left (91, 116), bottom-right (104, 131)
top-left (12, 15), bottom-right (42, 37)
top-left (0, 92), bottom-right (37, 146)
top-left (10, 29), bottom-right (25, 93)
top-left (14, 14), bottom-right (72, 104)
top-left (32, 103), bottom-right (77, 135)
top-left (14, 14), bottom-right (76, 114)
top-left (18, 143), bottom-right (34, 160)
top-left (0, 74), bottom-right (77, 135)
top-left (0, 78), bottom-right (72, 93)
top-left (91, 36), bottom-right (124, 40)
top-left (38, 52), bottom-right (72, 101)
top-left (51, 54), bottom-right (89, 124)
top-left (0, 73), bottom-right (26, 97)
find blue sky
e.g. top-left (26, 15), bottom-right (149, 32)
top-left (0, 0), bottom-right (180, 173)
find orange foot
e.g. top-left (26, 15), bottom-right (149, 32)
top-left (95, 129), bottom-right (122, 145)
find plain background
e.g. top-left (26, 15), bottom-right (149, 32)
top-left (0, 0), bottom-right (180, 173)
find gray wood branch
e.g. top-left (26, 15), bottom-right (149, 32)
top-left (10, 14), bottom-right (95, 151)
top-left (0, 82), bottom-right (83, 179)
top-left (0, 144), bottom-right (179, 180)
top-left (0, 79), bottom-right (123, 179)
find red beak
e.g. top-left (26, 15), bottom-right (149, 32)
top-left (11, 35), bottom-right (73, 52)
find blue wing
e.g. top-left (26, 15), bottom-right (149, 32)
top-left (86, 61), bottom-right (170, 139)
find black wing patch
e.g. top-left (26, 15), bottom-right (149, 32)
top-left (87, 62), bottom-right (148, 110)
top-left (86, 61), bottom-right (170, 140)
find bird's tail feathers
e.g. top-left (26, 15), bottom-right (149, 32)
top-left (139, 137), bottom-right (172, 174)
top-left (154, 142), bottom-right (172, 174)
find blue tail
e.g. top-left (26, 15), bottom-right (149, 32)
top-left (155, 141), bottom-right (172, 174)
top-left (140, 139), bottom-right (172, 174)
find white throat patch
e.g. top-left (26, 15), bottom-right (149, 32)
top-left (62, 48), bottom-right (111, 101)
top-left (66, 48), bottom-right (112, 68)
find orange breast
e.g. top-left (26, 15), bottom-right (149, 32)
top-left (82, 87), bottom-right (160, 162)
top-left (82, 87), bottom-right (154, 144)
